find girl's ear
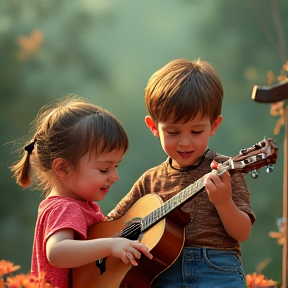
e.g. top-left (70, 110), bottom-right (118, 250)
top-left (145, 116), bottom-right (159, 136)
top-left (52, 158), bottom-right (69, 180)
top-left (210, 115), bottom-right (223, 136)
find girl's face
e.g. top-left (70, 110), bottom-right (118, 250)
top-left (145, 113), bottom-right (222, 169)
top-left (55, 148), bottom-right (125, 202)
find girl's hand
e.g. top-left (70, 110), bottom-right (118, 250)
top-left (204, 170), bottom-right (232, 207)
top-left (110, 238), bottom-right (153, 266)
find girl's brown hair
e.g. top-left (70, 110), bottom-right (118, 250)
top-left (145, 58), bottom-right (224, 123)
top-left (11, 95), bottom-right (129, 193)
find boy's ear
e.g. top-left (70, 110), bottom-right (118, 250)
top-left (210, 115), bottom-right (223, 136)
top-left (52, 158), bottom-right (69, 180)
top-left (145, 116), bottom-right (159, 136)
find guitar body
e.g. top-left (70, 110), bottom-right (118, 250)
top-left (73, 194), bottom-right (191, 288)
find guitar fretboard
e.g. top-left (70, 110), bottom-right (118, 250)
top-left (140, 177), bottom-right (205, 232)
top-left (140, 159), bottom-right (232, 232)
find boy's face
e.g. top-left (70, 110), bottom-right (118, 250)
top-left (145, 113), bottom-right (222, 168)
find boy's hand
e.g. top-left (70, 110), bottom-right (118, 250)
top-left (204, 170), bottom-right (232, 207)
top-left (110, 238), bottom-right (153, 266)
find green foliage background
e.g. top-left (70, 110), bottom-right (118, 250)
top-left (0, 0), bottom-right (287, 282)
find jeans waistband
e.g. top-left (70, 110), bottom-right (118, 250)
top-left (183, 247), bottom-right (204, 261)
top-left (182, 247), bottom-right (238, 261)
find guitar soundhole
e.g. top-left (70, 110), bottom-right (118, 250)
top-left (118, 218), bottom-right (142, 240)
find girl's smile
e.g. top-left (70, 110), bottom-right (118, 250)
top-left (100, 186), bottom-right (110, 194)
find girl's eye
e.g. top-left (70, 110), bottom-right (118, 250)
top-left (192, 130), bottom-right (202, 134)
top-left (168, 131), bottom-right (178, 135)
top-left (99, 169), bottom-right (108, 173)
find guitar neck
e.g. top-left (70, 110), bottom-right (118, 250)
top-left (140, 160), bottom-right (231, 232)
top-left (140, 177), bottom-right (205, 232)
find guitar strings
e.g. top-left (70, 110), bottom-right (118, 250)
top-left (119, 222), bottom-right (142, 238)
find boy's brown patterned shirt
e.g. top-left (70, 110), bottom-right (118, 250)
top-left (108, 150), bottom-right (256, 257)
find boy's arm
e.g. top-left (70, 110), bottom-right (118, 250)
top-left (204, 170), bottom-right (253, 242)
top-left (214, 198), bottom-right (252, 242)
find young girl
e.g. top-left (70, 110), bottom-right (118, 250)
top-left (10, 95), bottom-right (152, 288)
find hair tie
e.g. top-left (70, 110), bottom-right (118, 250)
top-left (24, 140), bottom-right (36, 155)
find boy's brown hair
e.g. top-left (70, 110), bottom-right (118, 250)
top-left (145, 58), bottom-right (224, 124)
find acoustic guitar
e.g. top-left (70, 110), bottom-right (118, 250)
top-left (73, 138), bottom-right (278, 288)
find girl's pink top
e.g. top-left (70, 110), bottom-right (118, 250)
top-left (31, 196), bottom-right (104, 288)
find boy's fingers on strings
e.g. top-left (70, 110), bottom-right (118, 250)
top-left (204, 173), bottom-right (213, 187)
top-left (204, 174), bottom-right (215, 195)
top-left (206, 170), bottom-right (226, 188)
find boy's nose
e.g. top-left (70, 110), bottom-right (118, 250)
top-left (179, 137), bottom-right (190, 146)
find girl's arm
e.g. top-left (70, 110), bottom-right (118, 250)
top-left (204, 171), bottom-right (252, 242)
top-left (46, 229), bottom-right (153, 268)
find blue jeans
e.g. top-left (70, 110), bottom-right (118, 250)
top-left (151, 247), bottom-right (246, 288)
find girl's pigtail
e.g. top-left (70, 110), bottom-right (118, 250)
top-left (11, 139), bottom-right (36, 188)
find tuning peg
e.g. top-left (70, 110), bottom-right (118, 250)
top-left (253, 143), bottom-right (262, 149)
top-left (251, 169), bottom-right (259, 179)
top-left (240, 148), bottom-right (247, 155)
top-left (266, 165), bottom-right (274, 174)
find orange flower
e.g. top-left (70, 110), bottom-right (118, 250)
top-left (6, 273), bottom-right (31, 288)
top-left (0, 260), bottom-right (54, 288)
top-left (0, 261), bottom-right (20, 277)
top-left (269, 217), bottom-right (286, 245)
top-left (6, 273), bottom-right (53, 288)
top-left (17, 30), bottom-right (43, 61)
top-left (267, 61), bottom-right (288, 135)
top-left (246, 272), bottom-right (277, 287)
top-left (270, 101), bottom-right (285, 135)
top-left (266, 70), bottom-right (275, 85)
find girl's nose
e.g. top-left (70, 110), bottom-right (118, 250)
top-left (109, 171), bottom-right (119, 183)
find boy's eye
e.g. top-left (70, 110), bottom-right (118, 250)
top-left (168, 131), bottom-right (178, 135)
top-left (192, 130), bottom-right (202, 134)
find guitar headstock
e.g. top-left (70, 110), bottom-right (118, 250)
top-left (214, 139), bottom-right (278, 177)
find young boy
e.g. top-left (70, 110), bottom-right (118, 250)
top-left (108, 58), bottom-right (255, 287)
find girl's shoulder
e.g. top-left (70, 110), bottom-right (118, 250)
top-left (38, 196), bottom-right (104, 224)
top-left (39, 196), bottom-right (101, 214)
top-left (40, 196), bottom-right (78, 208)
